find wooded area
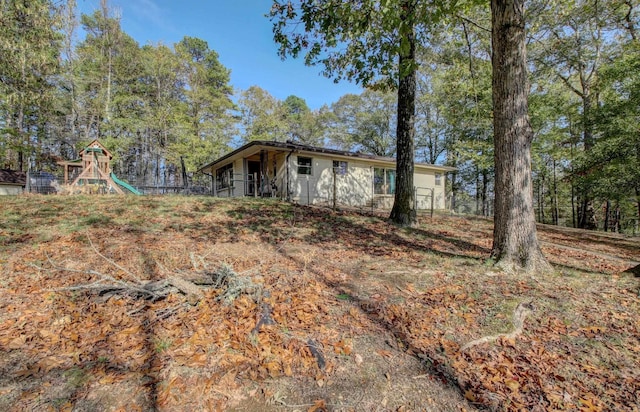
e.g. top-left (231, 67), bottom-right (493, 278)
top-left (1, 0), bottom-right (638, 234)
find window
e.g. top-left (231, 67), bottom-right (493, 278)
top-left (297, 156), bottom-right (312, 175)
top-left (374, 168), bottom-right (395, 195)
top-left (435, 173), bottom-right (442, 186)
top-left (333, 160), bottom-right (348, 175)
top-left (216, 163), bottom-right (233, 189)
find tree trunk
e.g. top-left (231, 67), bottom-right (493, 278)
top-left (577, 91), bottom-right (597, 230)
top-left (624, 0), bottom-right (637, 40)
top-left (636, 187), bottom-right (640, 224)
top-left (180, 156), bottom-right (188, 189)
top-left (490, 0), bottom-right (551, 273)
top-left (536, 177), bottom-right (542, 223)
top-left (552, 158), bottom-right (559, 225)
top-left (482, 169), bottom-right (489, 216)
top-left (450, 170), bottom-right (458, 212)
top-left (540, 172), bottom-right (546, 223)
top-left (389, 0), bottom-right (417, 227)
top-left (475, 170), bottom-right (481, 214)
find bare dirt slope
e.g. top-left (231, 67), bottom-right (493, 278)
top-left (1, 196), bottom-right (638, 411)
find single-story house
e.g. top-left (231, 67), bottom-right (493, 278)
top-left (0, 169), bottom-right (26, 195)
top-left (198, 140), bottom-right (455, 210)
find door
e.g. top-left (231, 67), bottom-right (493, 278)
top-left (247, 161), bottom-right (260, 196)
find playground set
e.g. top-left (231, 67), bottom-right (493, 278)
top-left (55, 140), bottom-right (140, 195)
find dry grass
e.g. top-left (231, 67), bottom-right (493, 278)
top-left (0, 195), bottom-right (638, 411)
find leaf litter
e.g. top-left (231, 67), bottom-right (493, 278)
top-left (0, 195), bottom-right (638, 411)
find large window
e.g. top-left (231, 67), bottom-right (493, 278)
top-left (333, 160), bottom-right (348, 175)
top-left (216, 163), bottom-right (233, 190)
top-left (374, 168), bottom-right (395, 195)
top-left (298, 156), bottom-right (312, 175)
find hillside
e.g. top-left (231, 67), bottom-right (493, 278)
top-left (1, 196), bottom-right (638, 411)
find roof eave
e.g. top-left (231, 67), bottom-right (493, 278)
top-left (198, 140), bottom-right (457, 173)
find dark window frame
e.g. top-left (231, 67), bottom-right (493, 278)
top-left (297, 156), bottom-right (313, 175)
top-left (332, 160), bottom-right (348, 175)
top-left (216, 163), bottom-right (233, 190)
top-left (374, 167), bottom-right (396, 195)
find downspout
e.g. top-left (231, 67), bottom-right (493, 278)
top-left (286, 149), bottom-right (294, 202)
top-left (370, 166), bottom-right (374, 213)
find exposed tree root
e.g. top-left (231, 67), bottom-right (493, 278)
top-left (306, 339), bottom-right (326, 370)
top-left (624, 263), bottom-right (640, 277)
top-left (37, 244), bottom-right (261, 316)
top-left (460, 301), bottom-right (534, 352)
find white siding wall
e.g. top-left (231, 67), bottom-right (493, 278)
top-left (289, 155), bottom-right (374, 207)
top-left (214, 159), bottom-right (245, 198)
top-left (414, 169), bottom-right (446, 209)
top-left (212, 149), bottom-right (448, 210)
top-left (0, 185), bottom-right (23, 195)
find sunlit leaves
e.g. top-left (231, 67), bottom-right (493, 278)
top-left (269, 0), bottom-right (445, 88)
top-left (326, 89), bottom-right (397, 156)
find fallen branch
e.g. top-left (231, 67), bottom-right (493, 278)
top-left (461, 301), bottom-right (534, 351)
top-left (251, 296), bottom-right (276, 334)
top-left (86, 233), bottom-right (146, 284)
top-left (166, 276), bottom-right (203, 305)
top-left (212, 263), bottom-right (262, 305)
top-left (38, 247), bottom-right (263, 317)
top-left (41, 252), bottom-right (159, 299)
top-left (307, 339), bottom-right (326, 370)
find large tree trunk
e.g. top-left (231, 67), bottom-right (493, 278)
top-left (552, 158), bottom-right (559, 225)
top-left (389, 0), bottom-right (417, 227)
top-left (578, 91), bottom-right (597, 230)
top-left (490, 0), bottom-right (551, 273)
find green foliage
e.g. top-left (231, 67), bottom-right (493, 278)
top-left (0, 0), bottom-right (62, 169)
top-left (69, 9), bottom-right (236, 179)
top-left (270, 0), bottom-right (449, 88)
top-left (237, 90), bottom-right (325, 145)
top-left (171, 36), bottom-right (236, 172)
top-left (326, 89), bottom-right (397, 156)
top-left (587, 41), bottom-right (640, 202)
top-left (238, 86), bottom-right (288, 142)
top-left (283, 95), bottom-right (325, 144)
top-left (527, 0), bottom-right (639, 229)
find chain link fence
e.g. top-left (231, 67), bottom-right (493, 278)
top-left (447, 192), bottom-right (494, 217)
top-left (24, 170), bottom-right (205, 196)
top-left (447, 191), bottom-right (639, 236)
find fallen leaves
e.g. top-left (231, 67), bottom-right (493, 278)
top-left (1, 196), bottom-right (638, 411)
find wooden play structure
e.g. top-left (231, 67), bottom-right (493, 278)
top-left (56, 140), bottom-right (140, 195)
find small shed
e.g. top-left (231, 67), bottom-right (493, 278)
top-left (0, 169), bottom-right (26, 195)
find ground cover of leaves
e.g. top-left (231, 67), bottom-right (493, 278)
top-left (0, 195), bottom-right (638, 411)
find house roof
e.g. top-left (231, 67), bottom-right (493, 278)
top-left (57, 140), bottom-right (113, 167)
top-left (0, 169), bottom-right (26, 186)
top-left (198, 140), bottom-right (456, 173)
top-left (81, 139), bottom-right (112, 159)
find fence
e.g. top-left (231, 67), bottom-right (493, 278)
top-left (534, 203), bottom-right (640, 236)
top-left (208, 172), bottom-right (440, 215)
top-left (446, 191), bottom-right (639, 236)
top-left (23, 170), bottom-right (203, 196)
top-left (25, 171), bottom-right (60, 194)
top-left (448, 192), bottom-right (494, 217)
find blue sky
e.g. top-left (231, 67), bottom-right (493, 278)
top-left (77, 0), bottom-right (362, 109)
